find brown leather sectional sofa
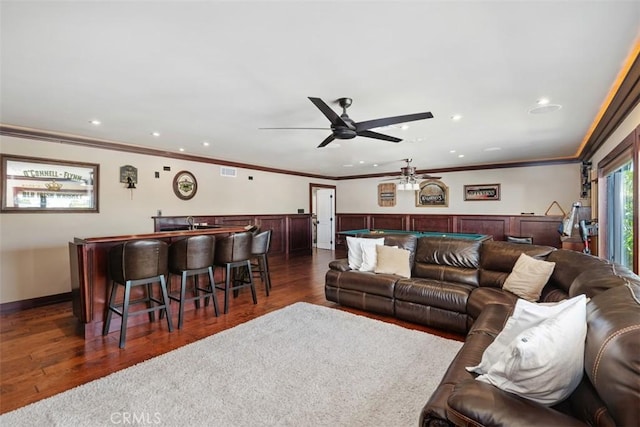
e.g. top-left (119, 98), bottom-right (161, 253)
top-left (325, 234), bottom-right (640, 426)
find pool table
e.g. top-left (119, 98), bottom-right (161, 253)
top-left (337, 229), bottom-right (492, 241)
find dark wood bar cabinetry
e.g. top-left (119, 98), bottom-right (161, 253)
top-left (69, 227), bottom-right (247, 339)
top-left (335, 213), bottom-right (564, 248)
top-left (70, 213), bottom-right (312, 339)
top-left (152, 214), bottom-right (312, 257)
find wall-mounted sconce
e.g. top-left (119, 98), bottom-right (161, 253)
top-left (120, 165), bottom-right (138, 199)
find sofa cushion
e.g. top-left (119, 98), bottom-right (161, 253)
top-left (546, 249), bottom-right (608, 293)
top-left (583, 281), bottom-right (640, 426)
top-left (447, 380), bottom-right (587, 427)
top-left (469, 295), bottom-right (587, 406)
top-left (325, 269), bottom-right (399, 298)
top-left (502, 253), bottom-right (556, 302)
top-left (467, 287), bottom-right (518, 320)
top-left (415, 237), bottom-right (481, 269)
top-left (346, 236), bottom-right (384, 270)
top-left (420, 303), bottom-right (512, 425)
top-left (395, 278), bottom-right (474, 313)
top-left (569, 262), bottom-right (639, 298)
top-left (357, 233), bottom-right (418, 266)
top-left (374, 245), bottom-right (411, 278)
top-left (479, 241), bottom-right (556, 288)
top-left (413, 237), bottom-right (481, 287)
top-left (359, 238), bottom-right (386, 271)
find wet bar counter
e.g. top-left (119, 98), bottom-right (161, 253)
top-left (69, 226), bottom-right (246, 339)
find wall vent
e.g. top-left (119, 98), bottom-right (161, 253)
top-left (220, 166), bottom-right (237, 178)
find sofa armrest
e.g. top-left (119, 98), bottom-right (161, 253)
top-left (447, 380), bottom-right (586, 427)
top-left (328, 258), bottom-right (351, 272)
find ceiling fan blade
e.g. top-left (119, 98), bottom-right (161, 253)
top-left (418, 174), bottom-right (442, 180)
top-left (317, 134), bottom-right (336, 148)
top-left (259, 127), bottom-right (329, 130)
top-left (355, 112), bottom-right (433, 132)
top-left (308, 97), bottom-right (349, 127)
top-left (357, 130), bottom-right (402, 143)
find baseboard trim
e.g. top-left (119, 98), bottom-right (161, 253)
top-left (0, 292), bottom-right (72, 314)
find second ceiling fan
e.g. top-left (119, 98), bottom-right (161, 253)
top-left (263, 97), bottom-right (433, 148)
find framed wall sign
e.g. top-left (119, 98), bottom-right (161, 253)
top-left (416, 180), bottom-right (448, 207)
top-left (1, 154), bottom-right (99, 213)
top-left (377, 183), bottom-right (396, 207)
top-left (172, 170), bottom-right (198, 200)
top-left (464, 183), bottom-right (501, 201)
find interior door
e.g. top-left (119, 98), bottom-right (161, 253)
top-left (316, 189), bottom-right (335, 250)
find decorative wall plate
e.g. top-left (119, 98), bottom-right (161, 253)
top-left (173, 170), bottom-right (197, 200)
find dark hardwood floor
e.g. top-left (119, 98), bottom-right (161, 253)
top-left (0, 249), bottom-right (463, 414)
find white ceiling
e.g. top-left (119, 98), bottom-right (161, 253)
top-left (1, 1), bottom-right (639, 177)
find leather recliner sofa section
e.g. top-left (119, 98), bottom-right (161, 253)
top-left (325, 234), bottom-right (640, 426)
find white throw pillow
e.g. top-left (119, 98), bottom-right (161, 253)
top-left (503, 253), bottom-right (555, 301)
top-left (347, 237), bottom-right (384, 270)
top-left (468, 295), bottom-right (587, 406)
top-left (374, 245), bottom-right (411, 278)
top-left (359, 239), bottom-right (386, 272)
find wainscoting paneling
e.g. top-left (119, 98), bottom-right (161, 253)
top-left (335, 213), bottom-right (564, 248)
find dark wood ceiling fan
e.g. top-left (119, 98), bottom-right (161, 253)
top-left (260, 97), bottom-right (433, 148)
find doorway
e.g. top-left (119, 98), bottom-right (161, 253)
top-left (310, 184), bottom-right (336, 250)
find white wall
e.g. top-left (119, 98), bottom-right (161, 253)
top-left (0, 135), bottom-right (333, 303)
top-left (336, 164), bottom-right (582, 216)
top-left (3, 126), bottom-right (623, 304)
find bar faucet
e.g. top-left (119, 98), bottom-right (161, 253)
top-left (187, 216), bottom-right (195, 230)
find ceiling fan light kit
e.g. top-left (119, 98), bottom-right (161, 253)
top-left (384, 159), bottom-right (441, 191)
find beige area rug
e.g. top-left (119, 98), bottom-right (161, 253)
top-left (0, 302), bottom-right (462, 426)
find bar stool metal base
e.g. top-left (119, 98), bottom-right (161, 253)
top-left (103, 275), bottom-right (173, 348)
top-left (168, 266), bottom-right (219, 329)
top-left (214, 260), bottom-right (257, 314)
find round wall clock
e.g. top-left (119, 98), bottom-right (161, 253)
top-left (172, 170), bottom-right (198, 200)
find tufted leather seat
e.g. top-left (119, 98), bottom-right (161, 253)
top-left (213, 231), bottom-right (257, 313)
top-left (167, 235), bottom-right (219, 329)
top-left (103, 239), bottom-right (173, 348)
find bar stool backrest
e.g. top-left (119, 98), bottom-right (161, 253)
top-left (251, 230), bottom-right (271, 255)
top-left (109, 240), bottom-right (169, 283)
top-left (214, 231), bottom-right (253, 263)
top-left (169, 235), bottom-right (215, 271)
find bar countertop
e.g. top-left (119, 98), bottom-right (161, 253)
top-left (73, 225), bottom-right (248, 244)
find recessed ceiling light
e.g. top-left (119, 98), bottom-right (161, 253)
top-left (202, 141), bottom-right (210, 147)
top-left (537, 98), bottom-right (550, 105)
top-left (449, 149), bottom-right (456, 153)
top-left (89, 119), bottom-right (101, 125)
top-left (373, 164), bottom-right (379, 167)
top-left (400, 124), bottom-right (410, 130)
top-left (451, 114), bottom-right (462, 121)
top-left (359, 160), bottom-right (365, 164)
top-left (458, 154), bottom-right (465, 158)
top-left (151, 131), bottom-right (161, 137)
top-left (528, 104), bottom-right (562, 114)
top-left (484, 147), bottom-right (502, 152)
top-left (179, 148), bottom-right (185, 152)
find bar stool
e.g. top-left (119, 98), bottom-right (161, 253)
top-left (167, 235), bottom-right (219, 329)
top-left (103, 239), bottom-right (173, 348)
top-left (251, 229), bottom-right (272, 296)
top-left (214, 231), bottom-right (257, 314)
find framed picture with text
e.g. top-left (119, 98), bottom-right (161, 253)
top-left (464, 183), bottom-right (500, 201)
top-left (1, 154), bottom-right (99, 213)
